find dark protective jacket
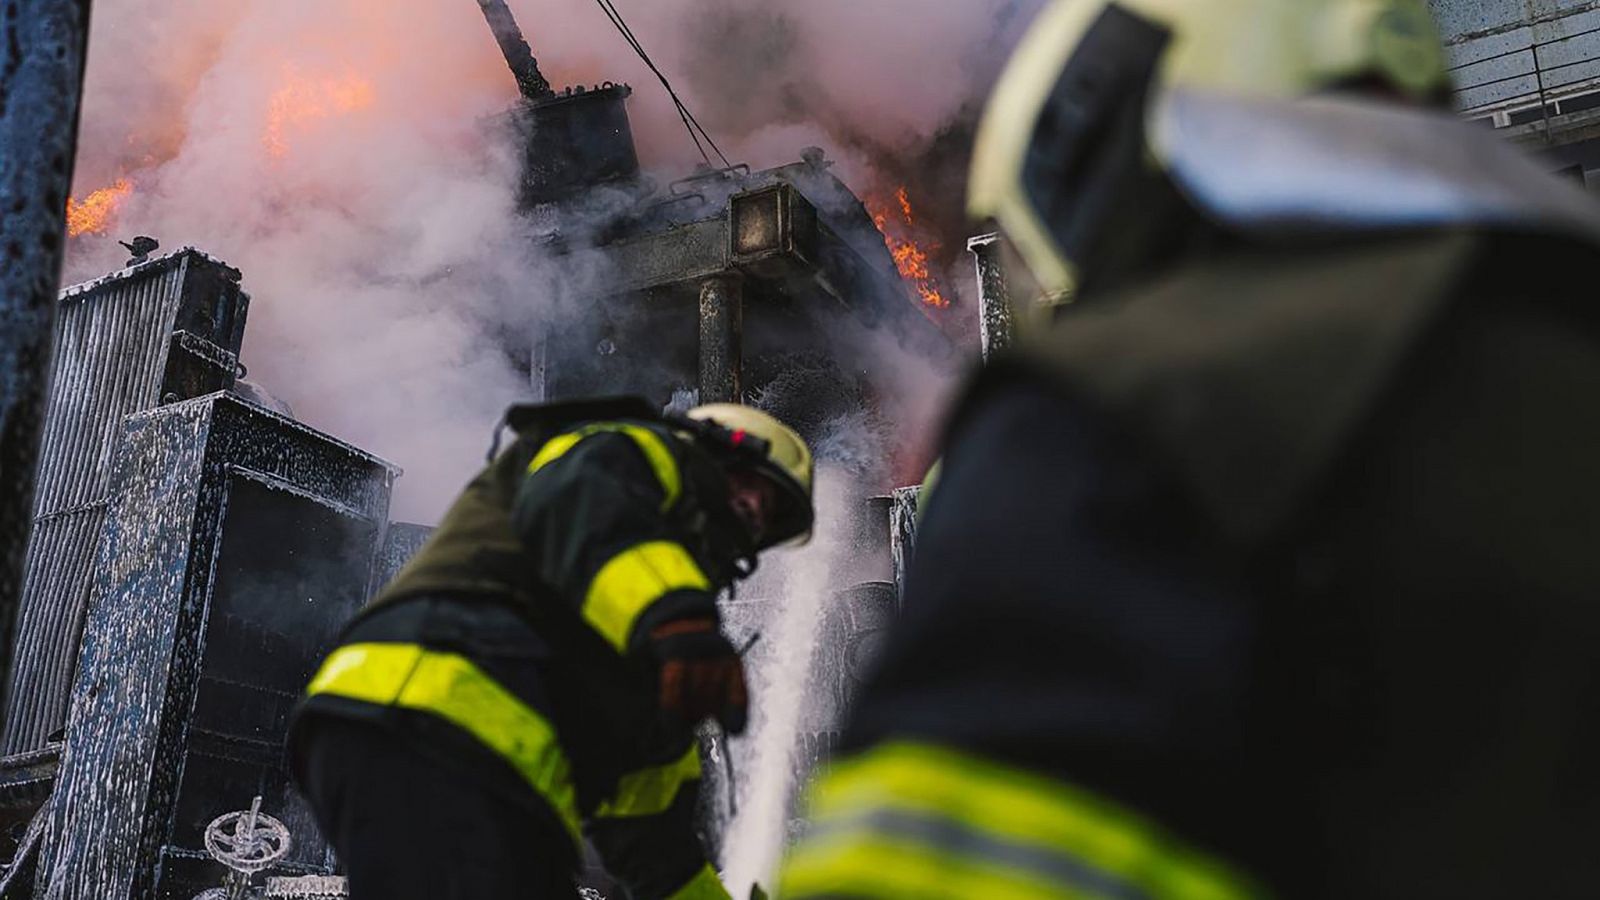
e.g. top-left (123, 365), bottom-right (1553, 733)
top-left (782, 229), bottom-right (1600, 899)
top-left (375, 397), bottom-right (751, 634)
top-left (295, 398), bottom-right (744, 900)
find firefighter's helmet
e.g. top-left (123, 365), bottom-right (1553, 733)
top-left (686, 403), bottom-right (815, 548)
top-left (969, 0), bottom-right (1448, 297)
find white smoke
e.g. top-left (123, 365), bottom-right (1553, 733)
top-left (63, 0), bottom-right (1038, 516)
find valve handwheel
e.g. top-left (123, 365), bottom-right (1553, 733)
top-left (204, 796), bottom-right (292, 875)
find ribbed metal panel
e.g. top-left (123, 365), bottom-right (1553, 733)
top-left (2, 254), bottom-right (192, 753)
top-left (33, 258), bottom-right (185, 512)
top-left (5, 508), bottom-right (107, 751)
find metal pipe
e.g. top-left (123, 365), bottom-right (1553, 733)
top-left (967, 233), bottom-right (1015, 361)
top-left (0, 0), bottom-right (94, 734)
top-left (697, 275), bottom-right (744, 404)
top-left (475, 0), bottom-right (554, 101)
top-left (1534, 42), bottom-right (1554, 143)
top-left (888, 485), bottom-right (920, 610)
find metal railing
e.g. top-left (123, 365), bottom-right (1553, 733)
top-left (1450, 16), bottom-right (1600, 140)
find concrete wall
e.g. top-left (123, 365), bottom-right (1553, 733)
top-left (1432, 0), bottom-right (1600, 113)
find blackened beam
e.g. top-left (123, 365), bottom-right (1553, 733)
top-left (574, 218), bottom-right (732, 298)
top-left (475, 0), bottom-right (554, 101)
top-left (698, 275), bottom-right (743, 404)
top-left (0, 0), bottom-right (94, 722)
top-left (967, 233), bottom-right (1014, 361)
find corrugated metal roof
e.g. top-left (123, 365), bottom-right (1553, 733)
top-left (57, 246), bottom-right (239, 303)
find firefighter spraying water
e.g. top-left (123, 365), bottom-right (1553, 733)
top-left (291, 399), bottom-right (813, 899)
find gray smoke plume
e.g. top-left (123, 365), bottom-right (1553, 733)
top-left (63, 0), bottom-right (1041, 521)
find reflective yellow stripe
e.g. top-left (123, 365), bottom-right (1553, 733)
top-left (595, 745), bottom-right (702, 818)
top-left (528, 423), bottom-right (682, 511)
top-left (781, 742), bottom-right (1259, 900)
top-left (666, 863), bottom-right (732, 900)
top-left (787, 834), bottom-right (1081, 900)
top-left (584, 541), bottom-right (710, 651)
top-left (306, 643), bottom-right (581, 842)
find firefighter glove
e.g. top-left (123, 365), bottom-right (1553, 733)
top-left (648, 617), bottom-right (749, 735)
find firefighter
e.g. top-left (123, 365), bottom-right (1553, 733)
top-left (290, 397), bottom-right (813, 899)
top-left (781, 0), bottom-right (1600, 897)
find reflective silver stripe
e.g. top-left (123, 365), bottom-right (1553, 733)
top-left (801, 806), bottom-right (1151, 900)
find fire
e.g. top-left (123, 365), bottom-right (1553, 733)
top-left (66, 179), bottom-right (134, 238)
top-left (264, 68), bottom-right (376, 159)
top-left (869, 186), bottom-right (950, 309)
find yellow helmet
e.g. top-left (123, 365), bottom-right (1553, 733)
top-left (969, 0), bottom-right (1448, 297)
top-left (686, 403), bottom-right (815, 548)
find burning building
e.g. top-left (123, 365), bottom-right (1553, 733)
top-left (0, 1), bottom-right (972, 898)
top-left (483, 11), bottom-right (951, 422)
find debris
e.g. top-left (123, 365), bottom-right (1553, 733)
top-left (117, 235), bottom-right (159, 266)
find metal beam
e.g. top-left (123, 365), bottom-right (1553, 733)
top-left (967, 233), bottom-right (1015, 361)
top-left (0, 0), bottom-right (94, 736)
top-left (698, 275), bottom-right (744, 404)
top-left (571, 217), bottom-right (730, 298)
top-left (475, 0), bottom-right (554, 101)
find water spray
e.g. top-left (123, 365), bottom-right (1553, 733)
top-left (720, 632), bottom-right (763, 821)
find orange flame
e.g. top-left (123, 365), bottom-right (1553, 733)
top-left (66, 179), bottom-right (134, 238)
top-left (264, 68), bottom-right (376, 159)
top-left (896, 185), bottom-right (915, 223)
top-left (869, 186), bottom-right (949, 309)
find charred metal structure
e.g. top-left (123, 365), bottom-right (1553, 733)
top-left (0, 253), bottom-right (398, 900)
top-left (38, 393), bottom-right (394, 900)
top-left (538, 159), bottom-right (949, 426)
top-left (476, 0), bottom-right (640, 206)
top-left (472, 0), bottom-right (947, 425)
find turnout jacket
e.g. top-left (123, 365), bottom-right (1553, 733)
top-left (376, 397), bottom-right (751, 640)
top-left (296, 398), bottom-right (744, 900)
top-left (783, 229), bottom-right (1600, 900)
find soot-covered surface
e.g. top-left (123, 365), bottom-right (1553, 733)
top-left (35, 394), bottom-right (394, 900)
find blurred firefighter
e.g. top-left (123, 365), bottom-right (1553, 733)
top-left (290, 398), bottom-right (813, 899)
top-left (781, 0), bottom-right (1600, 897)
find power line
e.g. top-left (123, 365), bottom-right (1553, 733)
top-left (591, 0), bottom-right (707, 160)
top-left (591, 0), bottom-right (734, 170)
top-left (594, 0), bottom-right (726, 166)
